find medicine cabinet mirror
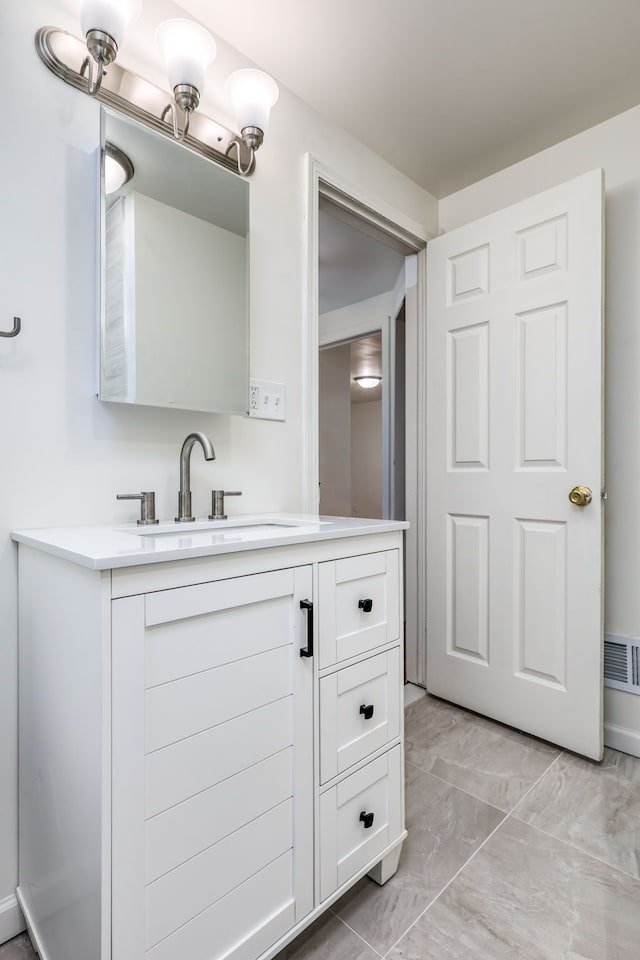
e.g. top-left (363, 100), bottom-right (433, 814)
top-left (98, 109), bottom-right (249, 414)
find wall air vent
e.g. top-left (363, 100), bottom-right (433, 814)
top-left (604, 634), bottom-right (640, 695)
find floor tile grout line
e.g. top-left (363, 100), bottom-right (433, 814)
top-left (506, 811), bottom-right (640, 886)
top-left (507, 750), bottom-right (564, 817)
top-left (404, 759), bottom-right (508, 812)
top-left (380, 811), bottom-right (508, 958)
top-left (380, 750), bottom-right (566, 958)
top-left (404, 753), bottom-right (561, 817)
top-left (328, 909), bottom-right (385, 959)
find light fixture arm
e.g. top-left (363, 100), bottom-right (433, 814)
top-left (79, 28), bottom-right (117, 96)
top-left (226, 138), bottom-right (256, 177)
top-left (80, 54), bottom-right (104, 95)
top-left (160, 102), bottom-right (191, 143)
top-left (226, 126), bottom-right (264, 177)
top-left (161, 83), bottom-right (200, 142)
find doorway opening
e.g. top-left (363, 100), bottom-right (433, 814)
top-left (308, 169), bottom-right (428, 684)
top-left (319, 332), bottom-right (387, 519)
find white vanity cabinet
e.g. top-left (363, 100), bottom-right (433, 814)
top-left (14, 523), bottom-right (406, 960)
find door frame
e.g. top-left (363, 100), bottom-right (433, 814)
top-left (303, 155), bottom-right (432, 684)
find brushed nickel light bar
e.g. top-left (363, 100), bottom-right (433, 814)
top-left (36, 15), bottom-right (278, 177)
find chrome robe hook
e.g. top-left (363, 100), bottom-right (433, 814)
top-left (0, 316), bottom-right (21, 338)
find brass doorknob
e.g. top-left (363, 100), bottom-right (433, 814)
top-left (568, 485), bottom-right (592, 506)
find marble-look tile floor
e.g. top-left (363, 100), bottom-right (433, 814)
top-left (3, 692), bottom-right (640, 960)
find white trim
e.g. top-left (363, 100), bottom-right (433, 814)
top-left (0, 894), bottom-right (25, 946)
top-left (318, 312), bottom-right (390, 349)
top-left (311, 162), bottom-right (429, 251)
top-left (302, 156), bottom-right (321, 514)
top-left (604, 722), bottom-right (640, 758)
top-left (416, 247), bottom-right (428, 687)
top-left (403, 250), bottom-right (428, 685)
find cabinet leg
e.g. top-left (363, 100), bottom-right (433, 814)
top-left (368, 842), bottom-right (403, 886)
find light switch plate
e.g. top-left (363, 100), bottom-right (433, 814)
top-left (249, 379), bottom-right (286, 420)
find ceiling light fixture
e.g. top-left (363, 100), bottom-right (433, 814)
top-left (36, 16), bottom-right (279, 177)
top-left (354, 376), bottom-right (382, 389)
top-left (103, 142), bottom-right (134, 194)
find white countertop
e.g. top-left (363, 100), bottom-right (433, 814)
top-left (11, 514), bottom-right (408, 570)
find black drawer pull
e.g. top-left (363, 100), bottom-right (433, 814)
top-left (359, 704), bottom-right (374, 720)
top-left (358, 598), bottom-right (373, 613)
top-left (359, 811), bottom-right (375, 829)
top-left (299, 599), bottom-right (313, 657)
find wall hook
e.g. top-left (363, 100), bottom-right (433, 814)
top-left (0, 317), bottom-right (21, 338)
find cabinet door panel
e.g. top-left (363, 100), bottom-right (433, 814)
top-left (319, 551), bottom-right (400, 667)
top-left (145, 595), bottom-right (292, 687)
top-left (146, 748), bottom-right (292, 882)
top-left (145, 697), bottom-right (291, 818)
top-left (145, 568), bottom-right (295, 626)
top-left (146, 798), bottom-right (293, 949)
top-left (112, 565), bottom-right (313, 960)
top-left (146, 851), bottom-right (295, 960)
top-left (146, 645), bottom-right (291, 752)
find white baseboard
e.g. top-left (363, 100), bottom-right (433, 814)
top-left (15, 887), bottom-right (49, 959)
top-left (604, 722), bottom-right (640, 758)
top-left (0, 894), bottom-right (25, 946)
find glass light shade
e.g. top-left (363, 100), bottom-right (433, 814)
top-left (80, 0), bottom-right (140, 45)
top-left (354, 376), bottom-right (382, 389)
top-left (156, 19), bottom-right (217, 95)
top-left (225, 69), bottom-right (279, 133)
top-left (104, 154), bottom-right (127, 194)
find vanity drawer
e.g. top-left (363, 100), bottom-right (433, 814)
top-left (320, 649), bottom-right (401, 784)
top-left (318, 550), bottom-right (400, 668)
top-left (319, 745), bottom-right (402, 901)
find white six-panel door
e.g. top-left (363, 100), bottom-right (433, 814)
top-left (426, 169), bottom-right (604, 759)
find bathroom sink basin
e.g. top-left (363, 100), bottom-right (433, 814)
top-left (120, 517), bottom-right (332, 537)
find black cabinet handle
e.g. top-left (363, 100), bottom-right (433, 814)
top-left (359, 811), bottom-right (375, 829)
top-left (358, 598), bottom-right (373, 613)
top-left (359, 704), bottom-right (374, 720)
top-left (300, 599), bottom-right (313, 657)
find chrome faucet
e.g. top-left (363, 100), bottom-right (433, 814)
top-left (176, 432), bottom-right (216, 522)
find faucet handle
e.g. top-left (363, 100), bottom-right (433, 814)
top-left (116, 491), bottom-right (159, 526)
top-left (209, 490), bottom-right (242, 521)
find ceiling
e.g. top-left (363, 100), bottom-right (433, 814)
top-left (181, 0), bottom-right (640, 197)
top-left (319, 209), bottom-right (405, 314)
top-left (350, 335), bottom-right (383, 404)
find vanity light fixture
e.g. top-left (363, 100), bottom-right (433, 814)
top-left (156, 19), bottom-right (217, 143)
top-left (354, 376), bottom-right (382, 389)
top-left (36, 16), bottom-right (279, 177)
top-left (104, 142), bottom-right (134, 194)
top-left (225, 69), bottom-right (280, 176)
top-left (79, 0), bottom-right (141, 95)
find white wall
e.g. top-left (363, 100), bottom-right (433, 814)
top-left (0, 0), bottom-right (438, 940)
top-left (131, 193), bottom-right (247, 412)
top-left (319, 345), bottom-right (352, 516)
top-left (351, 401), bottom-right (383, 518)
top-left (440, 103), bottom-right (640, 755)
